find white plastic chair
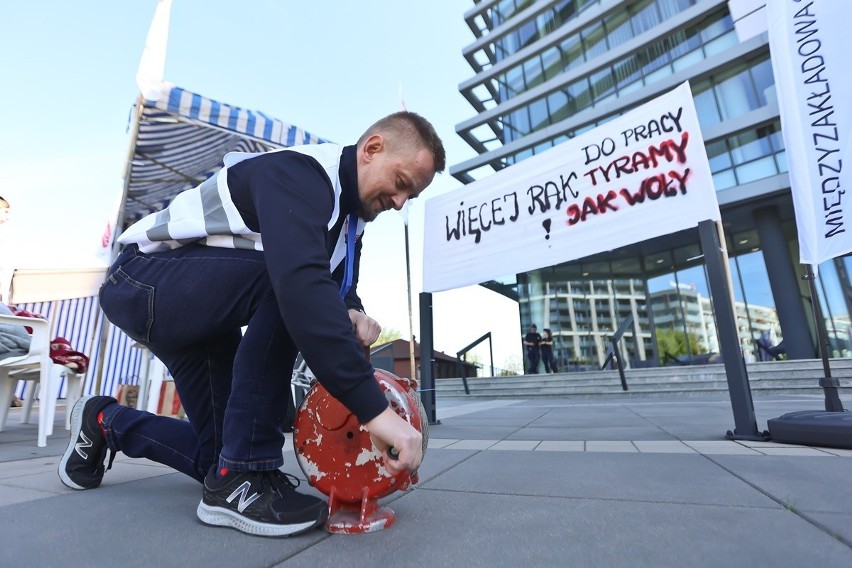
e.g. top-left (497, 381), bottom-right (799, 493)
top-left (132, 343), bottom-right (167, 412)
top-left (0, 314), bottom-right (84, 447)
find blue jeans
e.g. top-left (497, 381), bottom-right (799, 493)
top-left (98, 244), bottom-right (296, 482)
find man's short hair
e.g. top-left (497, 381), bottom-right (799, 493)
top-left (358, 111), bottom-right (446, 173)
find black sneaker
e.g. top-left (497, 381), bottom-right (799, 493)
top-left (196, 466), bottom-right (328, 537)
top-left (58, 395), bottom-right (117, 490)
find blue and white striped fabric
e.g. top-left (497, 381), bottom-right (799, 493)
top-left (15, 297), bottom-right (143, 400)
top-left (9, 85), bottom-right (329, 402)
top-left (107, 85), bottom-right (324, 388)
top-left (123, 82), bottom-right (329, 229)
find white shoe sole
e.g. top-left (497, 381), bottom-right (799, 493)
top-left (196, 501), bottom-right (325, 537)
top-left (58, 394), bottom-right (95, 490)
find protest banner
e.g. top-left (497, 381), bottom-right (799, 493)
top-left (422, 81), bottom-right (720, 292)
top-left (768, 0), bottom-right (851, 266)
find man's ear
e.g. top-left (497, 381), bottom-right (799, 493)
top-left (361, 134), bottom-right (384, 161)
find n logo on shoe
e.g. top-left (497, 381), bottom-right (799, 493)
top-left (75, 432), bottom-right (93, 460)
top-left (227, 481), bottom-right (260, 513)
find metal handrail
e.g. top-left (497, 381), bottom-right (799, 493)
top-left (456, 332), bottom-right (494, 395)
top-left (601, 315), bottom-right (634, 391)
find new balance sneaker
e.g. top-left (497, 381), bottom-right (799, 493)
top-left (58, 395), bottom-right (117, 490)
top-left (196, 466), bottom-right (328, 537)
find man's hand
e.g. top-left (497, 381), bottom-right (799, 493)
top-left (349, 309), bottom-right (381, 347)
top-left (365, 406), bottom-right (423, 475)
top-left (348, 310), bottom-right (419, 474)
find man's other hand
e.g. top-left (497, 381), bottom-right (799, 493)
top-left (349, 309), bottom-right (381, 347)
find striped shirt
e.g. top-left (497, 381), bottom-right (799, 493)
top-left (116, 144), bottom-right (390, 424)
top-left (119, 143), bottom-right (365, 275)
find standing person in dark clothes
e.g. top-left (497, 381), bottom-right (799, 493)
top-left (540, 328), bottom-right (558, 373)
top-left (58, 112), bottom-right (445, 538)
top-left (523, 324), bottom-right (542, 374)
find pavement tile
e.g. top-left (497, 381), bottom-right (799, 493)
top-left (428, 425), bottom-right (518, 440)
top-left (409, 447), bottom-right (479, 489)
top-left (280, 491), bottom-right (852, 568)
top-left (807, 512), bottom-right (852, 545)
top-left (426, 437), bottom-right (459, 449)
top-left (0, 474), bottom-right (329, 568)
top-left (1, 459), bottom-right (175, 494)
top-left (443, 439), bottom-right (498, 450)
top-left (683, 441), bottom-right (762, 454)
top-left (755, 447), bottom-right (835, 456)
top-left (534, 440), bottom-right (585, 451)
top-left (633, 441), bottom-right (697, 453)
top-left (529, 409), bottom-right (650, 428)
top-left (0, 455), bottom-right (62, 478)
top-left (435, 399), bottom-right (521, 420)
top-left (710, 455), bottom-right (852, 515)
top-left (112, 455), bottom-right (172, 468)
top-left (2, 394), bottom-right (852, 567)
top-left (452, 406), bottom-right (546, 420)
top-left (585, 441), bottom-right (638, 452)
top-left (0, 483), bottom-right (60, 507)
top-left (0, 439), bottom-right (70, 462)
top-left (736, 440), bottom-right (807, 448)
top-left (819, 447), bottom-right (852, 457)
top-left (489, 440), bottom-right (540, 451)
top-left (654, 427), bottom-right (736, 440)
top-left (439, 416), bottom-right (535, 428)
top-left (421, 450), bottom-right (778, 508)
top-left (507, 425), bottom-right (673, 441)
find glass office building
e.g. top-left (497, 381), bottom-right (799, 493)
top-left (453, 0), bottom-right (851, 371)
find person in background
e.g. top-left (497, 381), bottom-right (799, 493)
top-left (540, 328), bottom-right (558, 373)
top-left (523, 324), bottom-right (542, 374)
top-left (58, 111), bottom-right (445, 538)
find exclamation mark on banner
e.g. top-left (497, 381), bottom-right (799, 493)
top-left (542, 218), bottom-right (552, 240)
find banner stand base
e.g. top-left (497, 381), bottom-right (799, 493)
top-left (725, 429), bottom-right (770, 442)
top-left (767, 410), bottom-right (852, 449)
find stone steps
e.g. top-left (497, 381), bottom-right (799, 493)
top-left (434, 359), bottom-right (852, 399)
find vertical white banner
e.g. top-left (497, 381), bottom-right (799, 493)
top-left (768, 0), bottom-right (852, 265)
top-left (423, 82), bottom-right (720, 293)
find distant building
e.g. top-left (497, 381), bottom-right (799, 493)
top-left (370, 339), bottom-right (478, 380)
top-left (454, 0), bottom-right (851, 370)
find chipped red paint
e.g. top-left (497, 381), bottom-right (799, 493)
top-left (293, 369), bottom-right (425, 533)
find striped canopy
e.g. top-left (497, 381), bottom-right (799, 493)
top-left (120, 82), bottom-right (329, 229)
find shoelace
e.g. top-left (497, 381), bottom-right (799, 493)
top-left (105, 449), bottom-right (116, 472)
top-left (264, 469), bottom-right (301, 497)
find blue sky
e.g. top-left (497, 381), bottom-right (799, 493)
top-left (0, 0), bottom-right (477, 261)
top-left (0, 0), bottom-right (524, 367)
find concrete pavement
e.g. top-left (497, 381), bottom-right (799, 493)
top-left (1, 393), bottom-right (851, 567)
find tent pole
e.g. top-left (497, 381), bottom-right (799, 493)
top-left (91, 95), bottom-right (146, 396)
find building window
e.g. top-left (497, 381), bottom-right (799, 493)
top-left (520, 55), bottom-right (776, 174)
top-left (488, 0), bottom-right (605, 58)
top-left (631, 0), bottom-right (662, 35)
top-left (482, 0), bottom-right (705, 106)
top-left (489, 8), bottom-right (733, 143)
top-left (704, 121), bottom-right (785, 189)
top-left (713, 66), bottom-right (761, 122)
